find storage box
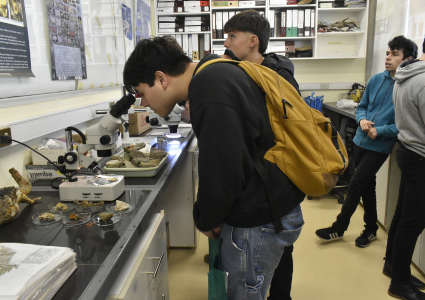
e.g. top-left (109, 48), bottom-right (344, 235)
top-left (31, 148), bottom-right (64, 165)
top-left (128, 112), bottom-right (151, 136)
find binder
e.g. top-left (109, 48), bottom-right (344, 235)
top-left (157, 7), bottom-right (174, 13)
top-left (280, 9), bottom-right (286, 37)
top-left (186, 16), bottom-right (210, 21)
top-left (228, 1), bottom-right (238, 6)
top-left (184, 1), bottom-right (202, 6)
top-left (158, 28), bottom-right (184, 33)
top-left (159, 16), bottom-right (184, 22)
top-left (204, 33), bottom-right (211, 55)
top-left (255, 0), bottom-right (265, 5)
top-left (212, 12), bottom-right (217, 39)
top-left (192, 34), bottom-right (199, 60)
top-left (259, 11), bottom-right (264, 17)
top-left (292, 10), bottom-right (298, 37)
top-left (269, 9), bottom-right (275, 37)
top-left (286, 9), bottom-right (292, 38)
top-left (201, 25), bottom-right (210, 31)
top-left (158, 2), bottom-right (177, 7)
top-left (173, 7), bottom-right (183, 12)
top-left (200, 1), bottom-right (209, 6)
top-left (216, 11), bottom-right (223, 39)
top-left (159, 22), bottom-right (184, 29)
top-left (185, 20), bottom-right (205, 26)
top-left (239, 1), bottom-right (255, 6)
top-left (287, 0), bottom-right (297, 3)
top-left (175, 34), bottom-right (183, 48)
top-left (228, 11), bottom-right (236, 19)
top-left (222, 11), bottom-right (229, 38)
top-left (274, 10), bottom-right (279, 38)
top-left (182, 34), bottom-right (189, 56)
top-left (188, 34), bottom-right (193, 60)
top-left (304, 9), bottom-right (310, 36)
top-left (298, 8), bottom-right (304, 37)
top-left (185, 26), bottom-right (202, 32)
top-left (311, 9), bottom-right (315, 36)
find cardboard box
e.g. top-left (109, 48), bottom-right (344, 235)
top-left (128, 112), bottom-right (151, 136)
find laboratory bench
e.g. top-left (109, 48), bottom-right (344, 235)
top-left (0, 130), bottom-right (197, 300)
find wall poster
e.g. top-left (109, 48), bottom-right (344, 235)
top-left (136, 0), bottom-right (151, 44)
top-left (0, 0), bottom-right (34, 77)
top-left (122, 3), bottom-right (133, 60)
top-left (45, 0), bottom-right (87, 80)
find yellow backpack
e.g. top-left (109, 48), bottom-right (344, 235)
top-left (195, 59), bottom-right (349, 196)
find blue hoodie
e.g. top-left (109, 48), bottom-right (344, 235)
top-left (353, 71), bottom-right (399, 154)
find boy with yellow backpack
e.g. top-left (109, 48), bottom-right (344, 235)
top-left (123, 33), bottom-right (346, 299)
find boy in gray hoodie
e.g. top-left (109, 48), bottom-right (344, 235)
top-left (385, 38), bottom-right (425, 300)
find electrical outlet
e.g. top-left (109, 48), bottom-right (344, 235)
top-left (0, 127), bottom-right (12, 148)
top-left (320, 83), bottom-right (329, 89)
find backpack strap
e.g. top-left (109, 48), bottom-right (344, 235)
top-left (330, 124), bottom-right (348, 175)
top-left (195, 58), bottom-right (240, 75)
top-left (254, 159), bottom-right (284, 233)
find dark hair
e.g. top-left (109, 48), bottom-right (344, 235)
top-left (388, 35), bottom-right (418, 59)
top-left (223, 9), bottom-right (270, 54)
top-left (423, 36), bottom-right (425, 54)
top-left (123, 36), bottom-right (192, 93)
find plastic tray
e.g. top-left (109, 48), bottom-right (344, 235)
top-left (61, 212), bottom-right (91, 227)
top-left (103, 153), bottom-right (169, 177)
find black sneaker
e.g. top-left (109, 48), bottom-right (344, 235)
top-left (355, 230), bottom-right (377, 248)
top-left (316, 226), bottom-right (344, 241)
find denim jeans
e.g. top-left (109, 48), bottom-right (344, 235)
top-left (385, 143), bottom-right (425, 285)
top-left (220, 205), bottom-right (304, 300)
top-left (333, 144), bottom-right (389, 232)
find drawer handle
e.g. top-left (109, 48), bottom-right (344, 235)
top-left (147, 253), bottom-right (164, 279)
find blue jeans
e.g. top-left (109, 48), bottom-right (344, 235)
top-left (220, 205), bottom-right (304, 300)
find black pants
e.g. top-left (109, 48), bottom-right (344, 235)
top-left (268, 245), bottom-right (293, 300)
top-left (333, 144), bottom-right (389, 232)
top-left (385, 143), bottom-right (425, 285)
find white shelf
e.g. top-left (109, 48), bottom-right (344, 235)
top-left (270, 36), bottom-right (315, 40)
top-left (269, 4), bottom-right (316, 8)
top-left (159, 31), bottom-right (211, 35)
top-left (212, 39), bottom-right (226, 42)
top-left (157, 12), bottom-right (211, 16)
top-left (211, 6), bottom-right (265, 10)
top-left (317, 31), bottom-right (365, 36)
top-left (318, 7), bottom-right (366, 12)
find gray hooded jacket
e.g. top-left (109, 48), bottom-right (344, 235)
top-left (393, 60), bottom-right (425, 157)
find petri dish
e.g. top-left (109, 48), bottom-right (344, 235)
top-left (92, 213), bottom-right (121, 227)
top-left (61, 212), bottom-right (91, 227)
top-left (32, 211), bottom-right (62, 225)
top-left (48, 203), bottom-right (75, 213)
top-left (75, 201), bottom-right (104, 214)
top-left (106, 202), bottom-right (134, 215)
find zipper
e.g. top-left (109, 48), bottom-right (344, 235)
top-left (282, 99), bottom-right (293, 119)
top-left (359, 78), bottom-right (395, 147)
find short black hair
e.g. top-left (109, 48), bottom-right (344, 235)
top-left (388, 36), bottom-right (418, 59)
top-left (223, 9), bottom-right (270, 54)
top-left (423, 36), bottom-right (425, 54)
top-left (123, 36), bottom-right (192, 93)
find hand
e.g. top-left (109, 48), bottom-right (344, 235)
top-left (196, 223), bottom-right (224, 240)
top-left (368, 127), bottom-right (378, 139)
top-left (360, 119), bottom-right (375, 132)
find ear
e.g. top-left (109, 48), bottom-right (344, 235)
top-left (155, 71), bottom-right (168, 89)
top-left (405, 56), bottom-right (413, 61)
top-left (249, 35), bottom-right (259, 49)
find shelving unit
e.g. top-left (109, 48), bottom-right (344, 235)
top-left (154, 1), bottom-right (369, 60)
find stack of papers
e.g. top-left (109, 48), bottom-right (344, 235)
top-left (0, 243), bottom-right (77, 300)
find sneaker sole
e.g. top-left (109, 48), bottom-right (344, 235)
top-left (316, 233), bottom-right (343, 242)
top-left (388, 290), bottom-right (408, 300)
top-left (355, 236), bottom-right (377, 248)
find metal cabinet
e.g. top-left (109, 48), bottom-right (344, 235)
top-left (107, 211), bottom-right (169, 300)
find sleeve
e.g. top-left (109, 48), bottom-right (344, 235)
top-left (417, 86), bottom-right (425, 125)
top-left (376, 124), bottom-right (399, 137)
top-left (355, 78), bottom-right (373, 125)
top-left (190, 77), bottom-right (259, 232)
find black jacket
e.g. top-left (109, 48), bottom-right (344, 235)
top-left (190, 54), bottom-right (305, 232)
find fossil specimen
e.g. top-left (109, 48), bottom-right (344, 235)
top-left (98, 213), bottom-right (113, 221)
top-left (114, 200), bottom-right (129, 211)
top-left (38, 213), bottom-right (55, 222)
top-left (0, 168), bottom-right (40, 226)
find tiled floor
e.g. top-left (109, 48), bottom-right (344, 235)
top-left (168, 195), bottom-right (425, 300)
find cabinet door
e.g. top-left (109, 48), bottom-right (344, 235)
top-left (376, 157), bottom-right (389, 228)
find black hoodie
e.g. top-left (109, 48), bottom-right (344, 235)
top-left (262, 53), bottom-right (300, 95)
top-left (190, 54), bottom-right (305, 232)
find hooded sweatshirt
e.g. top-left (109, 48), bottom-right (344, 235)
top-left (262, 53), bottom-right (301, 95)
top-left (353, 70), bottom-right (399, 154)
top-left (393, 60), bottom-right (425, 157)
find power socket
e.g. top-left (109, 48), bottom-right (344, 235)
top-left (320, 83), bottom-right (329, 89)
top-left (0, 127), bottom-right (12, 147)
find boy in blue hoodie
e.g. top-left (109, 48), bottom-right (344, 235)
top-left (316, 36), bottom-right (416, 248)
